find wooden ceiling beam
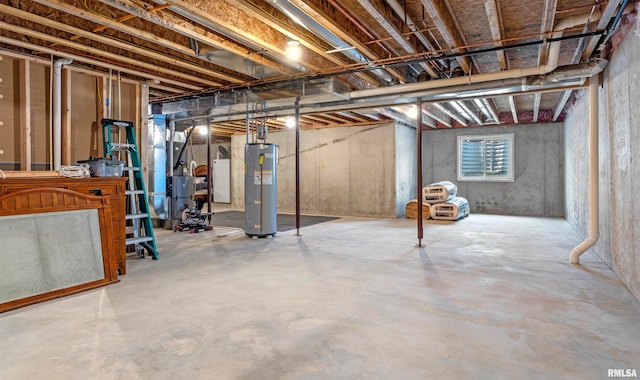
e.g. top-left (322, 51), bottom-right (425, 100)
top-left (356, 0), bottom-right (437, 77)
top-left (95, 0), bottom-right (288, 74)
top-left (537, 0), bottom-right (558, 65)
top-left (533, 93), bottom-right (541, 122)
top-left (299, 115), bottom-right (331, 125)
top-left (0, 20), bottom-right (221, 88)
top-left (581, 0), bottom-right (623, 61)
top-left (34, 0), bottom-right (286, 78)
top-left (279, 0), bottom-right (409, 83)
top-left (432, 103), bottom-right (466, 127)
top-left (420, 0), bottom-right (472, 74)
top-left (336, 111), bottom-right (371, 123)
top-left (0, 34), bottom-right (203, 90)
top-left (509, 96), bottom-right (519, 124)
top-left (0, 3), bottom-right (241, 84)
top-left (484, 0), bottom-right (508, 71)
top-left (424, 103), bottom-right (453, 128)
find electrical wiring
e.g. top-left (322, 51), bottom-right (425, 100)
top-left (59, 164), bottom-right (91, 178)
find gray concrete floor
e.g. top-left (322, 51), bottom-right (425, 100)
top-left (1, 214), bottom-right (639, 379)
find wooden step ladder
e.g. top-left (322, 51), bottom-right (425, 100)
top-left (102, 118), bottom-right (158, 260)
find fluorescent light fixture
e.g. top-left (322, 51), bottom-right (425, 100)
top-left (286, 40), bottom-right (302, 61)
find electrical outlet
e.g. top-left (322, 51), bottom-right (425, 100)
top-left (0, 150), bottom-right (4, 155)
top-left (0, 121), bottom-right (3, 126)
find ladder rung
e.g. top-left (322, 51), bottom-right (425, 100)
top-left (123, 167), bottom-right (140, 171)
top-left (126, 213), bottom-right (149, 220)
top-left (110, 143), bottom-right (136, 149)
top-left (126, 190), bottom-right (145, 195)
top-left (126, 236), bottom-right (153, 245)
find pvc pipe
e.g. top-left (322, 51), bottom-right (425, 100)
top-left (108, 68), bottom-right (112, 118)
top-left (570, 76), bottom-right (599, 264)
top-left (117, 70), bottom-right (122, 120)
top-left (53, 58), bottom-right (73, 171)
top-left (189, 160), bottom-right (197, 176)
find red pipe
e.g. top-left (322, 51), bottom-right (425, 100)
top-left (325, 0), bottom-right (394, 57)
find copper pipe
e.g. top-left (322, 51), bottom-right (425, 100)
top-left (557, 2), bottom-right (608, 14)
top-left (325, 0), bottom-right (393, 57)
top-left (58, 4), bottom-right (173, 44)
top-left (365, 26), bottom-right (439, 45)
top-left (155, 29), bottom-right (601, 101)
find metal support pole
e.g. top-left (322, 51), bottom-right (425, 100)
top-left (295, 97), bottom-right (301, 236)
top-left (416, 98), bottom-right (424, 247)
top-left (206, 119), bottom-right (212, 224)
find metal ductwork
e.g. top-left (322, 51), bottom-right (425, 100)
top-left (158, 6), bottom-right (624, 126)
top-left (266, 0), bottom-right (396, 84)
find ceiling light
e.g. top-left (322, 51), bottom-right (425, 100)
top-left (406, 105), bottom-right (418, 120)
top-left (285, 117), bottom-right (296, 128)
top-left (198, 126), bottom-right (208, 136)
top-left (286, 40), bottom-right (302, 61)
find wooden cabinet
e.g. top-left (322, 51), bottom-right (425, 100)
top-left (0, 177), bottom-right (128, 275)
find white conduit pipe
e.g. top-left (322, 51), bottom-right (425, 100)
top-left (570, 76), bottom-right (599, 264)
top-left (53, 58), bottom-right (73, 171)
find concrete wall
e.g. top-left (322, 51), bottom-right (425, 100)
top-left (186, 142), bottom-right (231, 168)
top-left (395, 124), bottom-right (418, 216)
top-left (564, 30), bottom-right (640, 301)
top-left (231, 123), bottom-right (403, 218)
top-left (422, 123), bottom-right (565, 216)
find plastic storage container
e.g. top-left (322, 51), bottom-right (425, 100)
top-left (78, 158), bottom-right (125, 177)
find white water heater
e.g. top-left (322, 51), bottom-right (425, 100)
top-left (244, 143), bottom-right (277, 237)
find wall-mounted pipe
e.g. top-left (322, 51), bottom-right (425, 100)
top-left (53, 58), bottom-right (73, 171)
top-left (570, 75), bottom-right (599, 264)
top-left (547, 59), bottom-right (608, 82)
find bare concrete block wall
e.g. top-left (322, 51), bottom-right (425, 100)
top-left (422, 124), bottom-right (565, 216)
top-left (564, 30), bottom-right (640, 301)
top-left (231, 123), bottom-right (401, 218)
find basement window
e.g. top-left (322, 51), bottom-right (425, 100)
top-left (457, 133), bottom-right (514, 182)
